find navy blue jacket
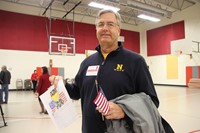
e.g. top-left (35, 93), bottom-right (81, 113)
top-left (65, 43), bottom-right (159, 133)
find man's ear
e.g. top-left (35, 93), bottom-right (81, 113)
top-left (118, 29), bottom-right (121, 35)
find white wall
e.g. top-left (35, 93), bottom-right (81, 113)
top-left (139, 3), bottom-right (200, 85)
top-left (0, 50), bottom-right (85, 89)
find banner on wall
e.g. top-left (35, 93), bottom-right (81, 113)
top-left (166, 55), bottom-right (178, 79)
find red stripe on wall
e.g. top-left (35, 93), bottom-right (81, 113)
top-left (36, 67), bottom-right (43, 78)
top-left (51, 67), bottom-right (58, 76)
top-left (75, 22), bottom-right (98, 53)
top-left (147, 21), bottom-right (185, 56)
top-left (199, 66), bottom-right (200, 78)
top-left (0, 10), bottom-right (140, 54)
top-left (0, 10), bottom-right (48, 51)
top-left (186, 66), bottom-right (192, 86)
top-left (121, 30), bottom-right (140, 53)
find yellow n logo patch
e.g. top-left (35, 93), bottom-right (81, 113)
top-left (114, 64), bottom-right (124, 72)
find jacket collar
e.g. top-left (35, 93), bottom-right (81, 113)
top-left (95, 42), bottom-right (123, 53)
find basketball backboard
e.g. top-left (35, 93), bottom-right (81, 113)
top-left (49, 36), bottom-right (75, 56)
top-left (171, 39), bottom-right (192, 56)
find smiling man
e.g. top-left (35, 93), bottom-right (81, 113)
top-left (50, 9), bottom-right (159, 133)
top-left (95, 11), bottom-right (120, 55)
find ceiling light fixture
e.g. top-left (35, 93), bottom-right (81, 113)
top-left (137, 14), bottom-right (160, 22)
top-left (126, 0), bottom-right (172, 18)
top-left (88, 2), bottom-right (120, 12)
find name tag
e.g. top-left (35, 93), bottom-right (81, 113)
top-left (86, 65), bottom-right (99, 76)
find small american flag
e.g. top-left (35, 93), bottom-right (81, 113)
top-left (93, 88), bottom-right (110, 115)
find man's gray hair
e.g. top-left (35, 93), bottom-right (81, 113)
top-left (95, 9), bottom-right (121, 28)
top-left (1, 65), bottom-right (7, 71)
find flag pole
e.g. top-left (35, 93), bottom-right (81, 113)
top-left (95, 80), bottom-right (98, 93)
top-left (95, 79), bottom-right (104, 121)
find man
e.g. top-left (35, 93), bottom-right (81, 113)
top-left (50, 9), bottom-right (159, 133)
top-left (31, 70), bottom-right (38, 93)
top-left (0, 65), bottom-right (11, 104)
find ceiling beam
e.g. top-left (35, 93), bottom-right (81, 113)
top-left (42, 0), bottom-right (54, 15)
top-left (185, 0), bottom-right (200, 4)
top-left (62, 1), bottom-right (82, 18)
top-left (148, 0), bottom-right (179, 11)
top-left (63, 0), bottom-right (70, 5)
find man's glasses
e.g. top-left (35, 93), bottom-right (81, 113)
top-left (96, 22), bottom-right (119, 29)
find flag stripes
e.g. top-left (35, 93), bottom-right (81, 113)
top-left (93, 89), bottom-right (110, 115)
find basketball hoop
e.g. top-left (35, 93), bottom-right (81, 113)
top-left (174, 50), bottom-right (182, 56)
top-left (60, 47), bottom-right (68, 56)
top-left (57, 44), bottom-right (68, 56)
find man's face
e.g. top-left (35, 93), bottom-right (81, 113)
top-left (96, 13), bottom-right (120, 46)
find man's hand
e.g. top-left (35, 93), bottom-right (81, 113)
top-left (49, 75), bottom-right (63, 88)
top-left (96, 101), bottom-right (125, 120)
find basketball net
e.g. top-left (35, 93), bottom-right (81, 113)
top-left (60, 47), bottom-right (68, 56)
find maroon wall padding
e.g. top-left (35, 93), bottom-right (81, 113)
top-left (147, 21), bottom-right (185, 56)
top-left (0, 10), bottom-right (48, 51)
top-left (121, 30), bottom-right (140, 53)
top-left (0, 10), bottom-right (140, 54)
top-left (74, 22), bottom-right (98, 53)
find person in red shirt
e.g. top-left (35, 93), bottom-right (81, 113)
top-left (31, 70), bottom-right (38, 93)
top-left (36, 66), bottom-right (51, 114)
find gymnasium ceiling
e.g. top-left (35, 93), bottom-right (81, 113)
top-left (1, 0), bottom-right (200, 26)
